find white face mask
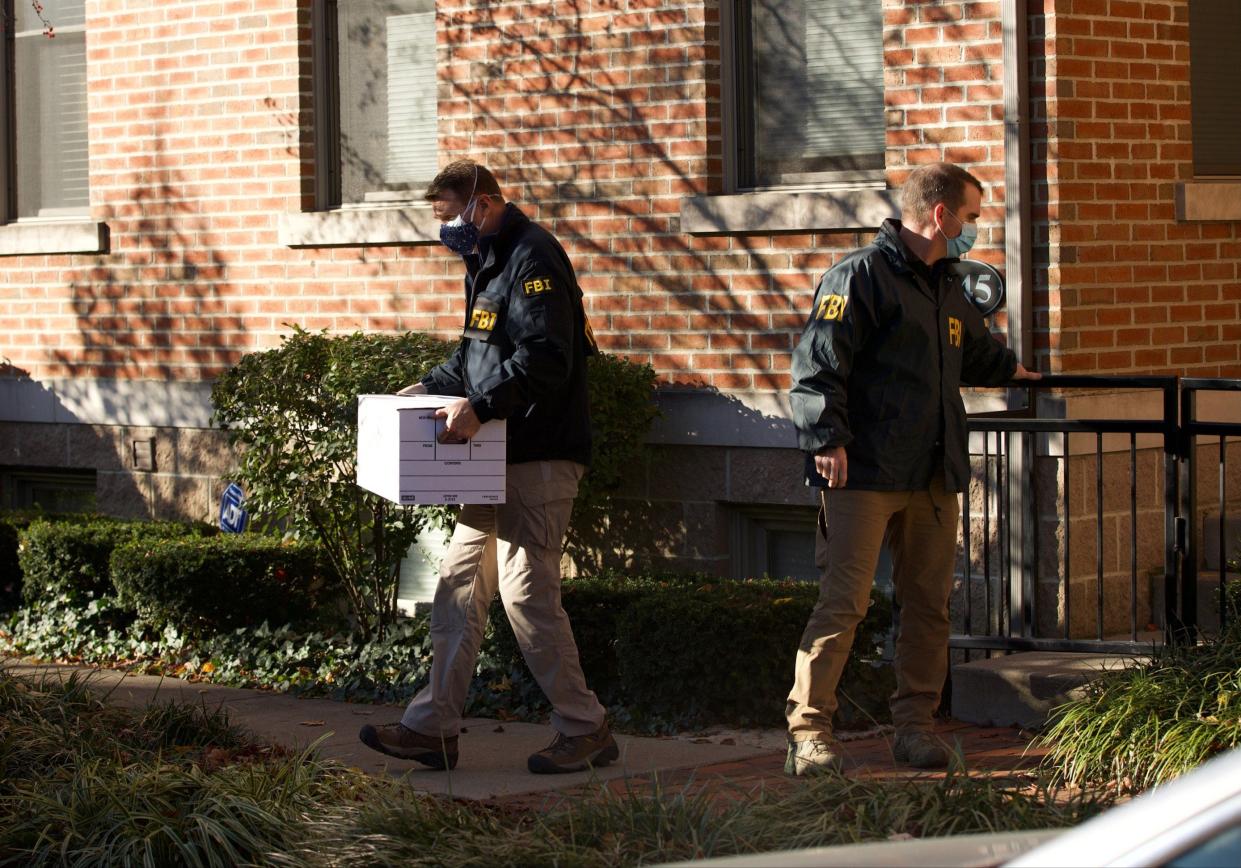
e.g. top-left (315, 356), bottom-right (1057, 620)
top-left (939, 209), bottom-right (978, 258)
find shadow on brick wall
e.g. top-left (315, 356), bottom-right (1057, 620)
top-left (50, 117), bottom-right (238, 521)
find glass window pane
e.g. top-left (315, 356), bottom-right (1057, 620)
top-left (749, 0), bottom-right (884, 186)
top-left (767, 528), bottom-right (819, 582)
top-left (14, 0), bottom-right (89, 218)
top-left (1189, 1), bottom-right (1241, 177)
top-left (337, 0), bottom-right (437, 204)
top-left (15, 0), bottom-right (85, 31)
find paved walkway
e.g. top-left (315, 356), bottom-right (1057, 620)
top-left (4, 659), bottom-right (1045, 803)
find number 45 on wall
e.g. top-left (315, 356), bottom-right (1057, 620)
top-left (947, 259), bottom-right (1007, 318)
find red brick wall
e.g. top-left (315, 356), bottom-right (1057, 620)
top-left (1, 0), bottom-right (1235, 392)
top-left (883, 0), bottom-right (1012, 336)
top-left (1033, 0), bottom-right (1241, 375)
top-left (0, 0), bottom-right (1015, 394)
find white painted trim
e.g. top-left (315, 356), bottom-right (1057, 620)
top-left (0, 378), bottom-right (214, 427)
top-left (278, 205), bottom-right (440, 248)
top-left (0, 218), bottom-right (108, 256)
top-left (1175, 182), bottom-right (1241, 222)
top-left (679, 188), bottom-right (899, 235)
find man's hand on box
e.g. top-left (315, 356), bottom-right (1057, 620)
top-left (396, 382), bottom-right (428, 396)
top-left (435, 398), bottom-right (480, 443)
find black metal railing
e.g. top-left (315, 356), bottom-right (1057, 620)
top-left (1180, 378), bottom-right (1241, 638)
top-left (955, 375), bottom-right (1188, 656)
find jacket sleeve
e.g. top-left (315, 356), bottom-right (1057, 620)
top-left (789, 261), bottom-right (874, 453)
top-left (467, 255), bottom-right (578, 422)
top-left (960, 310), bottom-right (1018, 387)
top-left (421, 342), bottom-right (468, 397)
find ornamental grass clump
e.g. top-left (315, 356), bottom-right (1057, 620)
top-left (0, 666), bottom-right (1108, 867)
top-left (1038, 616), bottom-right (1241, 792)
top-left (0, 666), bottom-right (340, 866)
top-left (279, 770), bottom-right (1108, 867)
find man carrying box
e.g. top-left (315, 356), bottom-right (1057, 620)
top-left (358, 160), bottom-right (617, 774)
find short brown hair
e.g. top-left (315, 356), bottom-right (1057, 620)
top-left (900, 162), bottom-right (984, 222)
top-left (424, 159), bottom-right (503, 203)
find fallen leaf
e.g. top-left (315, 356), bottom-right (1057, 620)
top-left (299, 720), bottom-right (326, 727)
top-left (493, 725), bottom-right (505, 733)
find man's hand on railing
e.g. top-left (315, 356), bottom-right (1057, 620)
top-left (1013, 363), bottom-right (1041, 381)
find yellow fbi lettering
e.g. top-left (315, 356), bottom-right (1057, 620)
top-left (948, 316), bottom-right (963, 348)
top-left (523, 276), bottom-right (555, 296)
top-left (469, 308), bottom-right (497, 332)
top-left (815, 294), bottom-right (849, 321)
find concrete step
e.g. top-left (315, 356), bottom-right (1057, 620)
top-left (951, 651), bottom-right (1147, 730)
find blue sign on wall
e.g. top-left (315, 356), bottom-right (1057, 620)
top-left (219, 482), bottom-right (249, 533)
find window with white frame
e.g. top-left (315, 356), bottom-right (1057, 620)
top-left (317, 0), bottom-right (438, 208)
top-left (728, 0), bottom-right (884, 190)
top-left (1189, 1), bottom-right (1241, 178)
top-left (9, 0), bottom-right (89, 218)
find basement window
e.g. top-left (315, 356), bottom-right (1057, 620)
top-left (730, 505), bottom-right (819, 582)
top-left (0, 468), bottom-right (96, 513)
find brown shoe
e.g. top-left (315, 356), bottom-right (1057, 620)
top-left (893, 730), bottom-right (951, 769)
top-left (527, 723), bottom-right (619, 774)
top-left (358, 722), bottom-right (458, 770)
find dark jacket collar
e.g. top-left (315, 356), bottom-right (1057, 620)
top-left (478, 202), bottom-right (528, 266)
top-left (875, 217), bottom-right (945, 300)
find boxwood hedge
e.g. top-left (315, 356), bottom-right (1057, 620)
top-left (487, 573), bottom-right (893, 728)
top-left (110, 534), bottom-right (335, 636)
top-left (18, 517), bottom-right (214, 605)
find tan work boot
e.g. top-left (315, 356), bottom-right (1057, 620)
top-left (893, 730), bottom-right (950, 769)
top-left (784, 737), bottom-right (843, 776)
top-left (358, 722), bottom-right (459, 770)
top-left (527, 722), bottom-right (619, 774)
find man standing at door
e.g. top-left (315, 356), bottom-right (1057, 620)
top-left (359, 160), bottom-right (616, 774)
top-left (785, 161), bottom-right (1040, 774)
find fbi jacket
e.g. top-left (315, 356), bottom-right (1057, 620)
top-left (790, 218), bottom-right (1018, 492)
top-left (422, 203), bottom-right (593, 467)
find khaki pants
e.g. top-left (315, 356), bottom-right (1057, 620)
top-left (401, 460), bottom-right (606, 738)
top-left (787, 478), bottom-right (960, 741)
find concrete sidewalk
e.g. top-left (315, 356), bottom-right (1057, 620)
top-left (3, 660), bottom-right (778, 801)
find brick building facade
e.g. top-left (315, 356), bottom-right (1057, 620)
top-left (0, 1), bottom-right (1237, 626)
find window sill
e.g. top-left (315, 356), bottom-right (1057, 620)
top-left (0, 218), bottom-right (108, 256)
top-left (279, 204), bottom-right (441, 248)
top-left (680, 188), bottom-right (899, 235)
top-left (1175, 181), bottom-right (1241, 222)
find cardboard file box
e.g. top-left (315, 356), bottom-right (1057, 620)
top-left (356, 395), bottom-right (506, 505)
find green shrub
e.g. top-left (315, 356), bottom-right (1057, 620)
top-left (488, 572), bottom-right (892, 729)
top-left (212, 326), bottom-right (662, 640)
top-left (568, 354), bottom-right (660, 560)
top-left (0, 511), bottom-right (114, 612)
top-left (110, 534), bottom-right (333, 636)
top-left (0, 513), bottom-right (31, 611)
top-left (212, 327), bottom-right (455, 641)
top-left (18, 517), bottom-right (213, 605)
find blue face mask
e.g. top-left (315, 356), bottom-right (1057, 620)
top-left (439, 199), bottom-right (480, 256)
top-left (941, 209), bottom-right (978, 258)
top-left (439, 163), bottom-right (481, 256)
